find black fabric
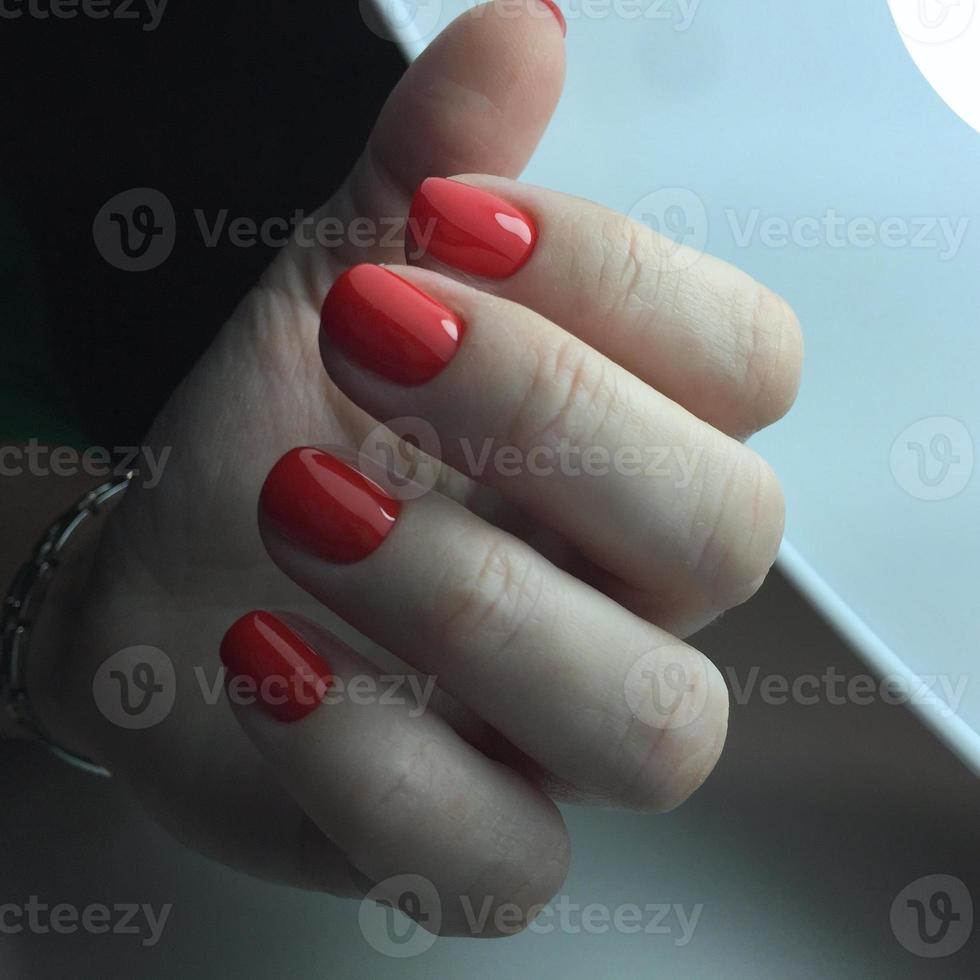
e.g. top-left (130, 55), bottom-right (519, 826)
top-left (0, 3), bottom-right (406, 444)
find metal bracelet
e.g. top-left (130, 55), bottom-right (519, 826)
top-left (1, 473), bottom-right (133, 778)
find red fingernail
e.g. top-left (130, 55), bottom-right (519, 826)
top-left (220, 611), bottom-right (333, 723)
top-left (408, 178), bottom-right (538, 280)
top-left (320, 265), bottom-right (464, 385)
top-left (538, 0), bottom-right (567, 36)
top-left (260, 447), bottom-right (401, 563)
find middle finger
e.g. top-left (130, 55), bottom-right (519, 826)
top-left (319, 264), bottom-right (785, 630)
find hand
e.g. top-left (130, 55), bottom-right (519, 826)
top-left (34, 2), bottom-right (801, 937)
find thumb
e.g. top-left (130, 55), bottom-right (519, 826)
top-left (162, 1), bottom-right (566, 498)
top-left (271, 0), bottom-right (566, 300)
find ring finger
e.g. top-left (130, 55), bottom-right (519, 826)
top-left (257, 447), bottom-right (729, 812)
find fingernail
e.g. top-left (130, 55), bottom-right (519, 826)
top-left (538, 0), bottom-right (567, 36)
top-left (408, 178), bottom-right (538, 280)
top-left (260, 448), bottom-right (401, 563)
top-left (320, 265), bottom-right (464, 385)
top-left (220, 611), bottom-right (333, 723)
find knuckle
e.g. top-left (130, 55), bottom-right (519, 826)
top-left (692, 447), bottom-right (785, 610)
top-left (508, 334), bottom-right (623, 452)
top-left (601, 213), bottom-right (649, 301)
top-left (430, 533), bottom-right (545, 661)
top-left (735, 285), bottom-right (804, 433)
top-left (597, 212), bottom-right (677, 327)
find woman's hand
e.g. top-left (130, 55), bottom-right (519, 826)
top-left (33, 2), bottom-right (801, 936)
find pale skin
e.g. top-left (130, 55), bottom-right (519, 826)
top-left (7, 3), bottom-right (802, 937)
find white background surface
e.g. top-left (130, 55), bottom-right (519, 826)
top-left (386, 0), bottom-right (980, 770)
top-left (888, 0), bottom-right (980, 136)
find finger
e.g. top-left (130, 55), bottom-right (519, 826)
top-left (269, 2), bottom-right (566, 305)
top-left (318, 264), bottom-right (785, 630)
top-left (220, 610), bottom-right (570, 937)
top-left (257, 448), bottom-right (730, 812)
top-left (405, 175), bottom-right (803, 439)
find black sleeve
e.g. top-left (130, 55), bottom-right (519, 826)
top-left (0, 1), bottom-right (405, 445)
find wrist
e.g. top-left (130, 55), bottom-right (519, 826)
top-left (24, 507), bottom-right (108, 761)
top-left (2, 466), bottom-right (126, 766)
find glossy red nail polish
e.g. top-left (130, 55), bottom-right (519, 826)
top-left (538, 0), bottom-right (567, 35)
top-left (220, 611), bottom-right (333, 723)
top-left (408, 178), bottom-right (538, 280)
top-left (260, 447), bottom-right (401, 563)
top-left (320, 265), bottom-right (464, 385)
